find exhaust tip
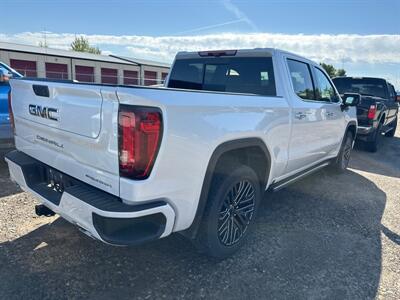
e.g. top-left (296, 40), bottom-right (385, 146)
top-left (35, 204), bottom-right (56, 217)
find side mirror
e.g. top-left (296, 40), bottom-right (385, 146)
top-left (342, 93), bottom-right (360, 107)
top-left (396, 95), bottom-right (400, 103)
top-left (0, 68), bottom-right (12, 83)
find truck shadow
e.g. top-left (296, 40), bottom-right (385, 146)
top-left (351, 135), bottom-right (400, 178)
top-left (0, 169), bottom-right (386, 299)
top-left (0, 158), bottom-right (22, 197)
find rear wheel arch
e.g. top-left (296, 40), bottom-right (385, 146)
top-left (183, 138), bottom-right (271, 239)
top-left (346, 122), bottom-right (357, 140)
top-left (379, 112), bottom-right (386, 124)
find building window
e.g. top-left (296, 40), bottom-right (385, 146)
top-left (101, 68), bottom-right (118, 84)
top-left (75, 65), bottom-right (94, 83)
top-left (10, 59), bottom-right (37, 77)
top-left (123, 70), bottom-right (139, 85)
top-left (144, 71), bottom-right (157, 86)
top-left (161, 72), bottom-right (168, 83)
top-left (45, 62), bottom-right (68, 80)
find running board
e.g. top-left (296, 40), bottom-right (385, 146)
top-left (269, 161), bottom-right (331, 192)
top-left (382, 126), bottom-right (394, 134)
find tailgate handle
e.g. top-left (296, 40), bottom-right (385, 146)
top-left (33, 85), bottom-right (50, 98)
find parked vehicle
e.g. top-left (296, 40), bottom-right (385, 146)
top-left (0, 62), bottom-right (22, 153)
top-left (333, 77), bottom-right (399, 152)
top-left (5, 49), bottom-right (359, 258)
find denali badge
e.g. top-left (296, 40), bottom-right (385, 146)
top-left (29, 104), bottom-right (58, 121)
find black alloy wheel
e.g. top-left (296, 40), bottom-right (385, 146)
top-left (217, 180), bottom-right (256, 246)
top-left (194, 165), bottom-right (261, 259)
top-left (341, 134), bottom-right (353, 169)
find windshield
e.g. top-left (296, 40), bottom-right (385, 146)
top-left (0, 62), bottom-right (23, 79)
top-left (333, 77), bottom-right (388, 98)
top-left (168, 57), bottom-right (276, 96)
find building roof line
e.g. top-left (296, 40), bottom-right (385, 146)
top-left (0, 41), bottom-right (169, 69)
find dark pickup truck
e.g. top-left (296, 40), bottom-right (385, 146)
top-left (333, 77), bottom-right (399, 152)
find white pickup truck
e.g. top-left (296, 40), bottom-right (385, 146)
top-left (5, 48), bottom-right (359, 258)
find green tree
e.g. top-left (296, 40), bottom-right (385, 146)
top-left (336, 68), bottom-right (346, 77)
top-left (70, 36), bottom-right (101, 54)
top-left (319, 62), bottom-right (346, 78)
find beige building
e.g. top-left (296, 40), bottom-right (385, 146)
top-left (0, 42), bottom-right (170, 86)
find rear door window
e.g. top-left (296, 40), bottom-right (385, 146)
top-left (168, 57), bottom-right (276, 96)
top-left (287, 59), bottom-right (315, 100)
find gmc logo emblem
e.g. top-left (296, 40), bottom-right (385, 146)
top-left (29, 105), bottom-right (58, 121)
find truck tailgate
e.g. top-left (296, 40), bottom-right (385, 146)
top-left (10, 79), bottom-right (120, 196)
top-left (357, 96), bottom-right (382, 126)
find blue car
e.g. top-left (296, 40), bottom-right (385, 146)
top-left (0, 62), bottom-right (22, 153)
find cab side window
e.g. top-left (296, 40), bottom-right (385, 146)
top-left (287, 59), bottom-right (315, 100)
top-left (314, 67), bottom-right (340, 103)
top-left (388, 83), bottom-right (396, 102)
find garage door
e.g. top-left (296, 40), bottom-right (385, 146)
top-left (123, 70), bottom-right (139, 85)
top-left (144, 71), bottom-right (157, 86)
top-left (10, 59), bottom-right (37, 77)
top-left (101, 68), bottom-right (118, 84)
top-left (75, 65), bottom-right (94, 82)
top-left (46, 62), bottom-right (68, 79)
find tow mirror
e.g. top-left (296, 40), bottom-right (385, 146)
top-left (0, 68), bottom-right (12, 83)
top-left (342, 93), bottom-right (360, 108)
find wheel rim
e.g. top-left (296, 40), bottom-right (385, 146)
top-left (217, 180), bottom-right (256, 246)
top-left (342, 137), bottom-right (352, 168)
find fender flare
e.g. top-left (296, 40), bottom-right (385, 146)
top-left (183, 138), bottom-right (271, 239)
top-left (376, 103), bottom-right (387, 125)
top-left (345, 120), bottom-right (357, 138)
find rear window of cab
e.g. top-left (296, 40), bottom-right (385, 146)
top-left (168, 57), bottom-right (276, 96)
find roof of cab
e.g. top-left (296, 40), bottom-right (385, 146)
top-left (174, 48), bottom-right (319, 66)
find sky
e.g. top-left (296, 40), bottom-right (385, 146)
top-left (2, 0), bottom-right (400, 89)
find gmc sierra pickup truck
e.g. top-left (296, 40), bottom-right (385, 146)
top-left (333, 77), bottom-right (399, 152)
top-left (5, 49), bottom-right (359, 258)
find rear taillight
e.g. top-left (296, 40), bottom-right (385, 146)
top-left (118, 105), bottom-right (162, 180)
top-left (367, 105), bottom-right (376, 119)
top-left (8, 90), bottom-right (15, 134)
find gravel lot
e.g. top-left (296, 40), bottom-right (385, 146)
top-left (0, 125), bottom-right (399, 300)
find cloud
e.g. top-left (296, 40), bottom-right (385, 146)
top-left (1, 32), bottom-right (400, 66)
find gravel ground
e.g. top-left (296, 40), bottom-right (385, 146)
top-left (0, 125), bottom-right (399, 300)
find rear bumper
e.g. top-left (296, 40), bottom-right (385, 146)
top-left (356, 125), bottom-right (376, 141)
top-left (357, 125), bottom-right (374, 135)
top-left (5, 150), bottom-right (175, 246)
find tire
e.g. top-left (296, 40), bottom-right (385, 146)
top-left (194, 165), bottom-right (261, 259)
top-left (331, 131), bottom-right (354, 173)
top-left (366, 122), bottom-right (383, 152)
top-left (385, 117), bottom-right (397, 138)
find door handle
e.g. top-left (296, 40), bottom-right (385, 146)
top-left (295, 112), bottom-right (307, 120)
top-left (325, 112), bottom-right (334, 118)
